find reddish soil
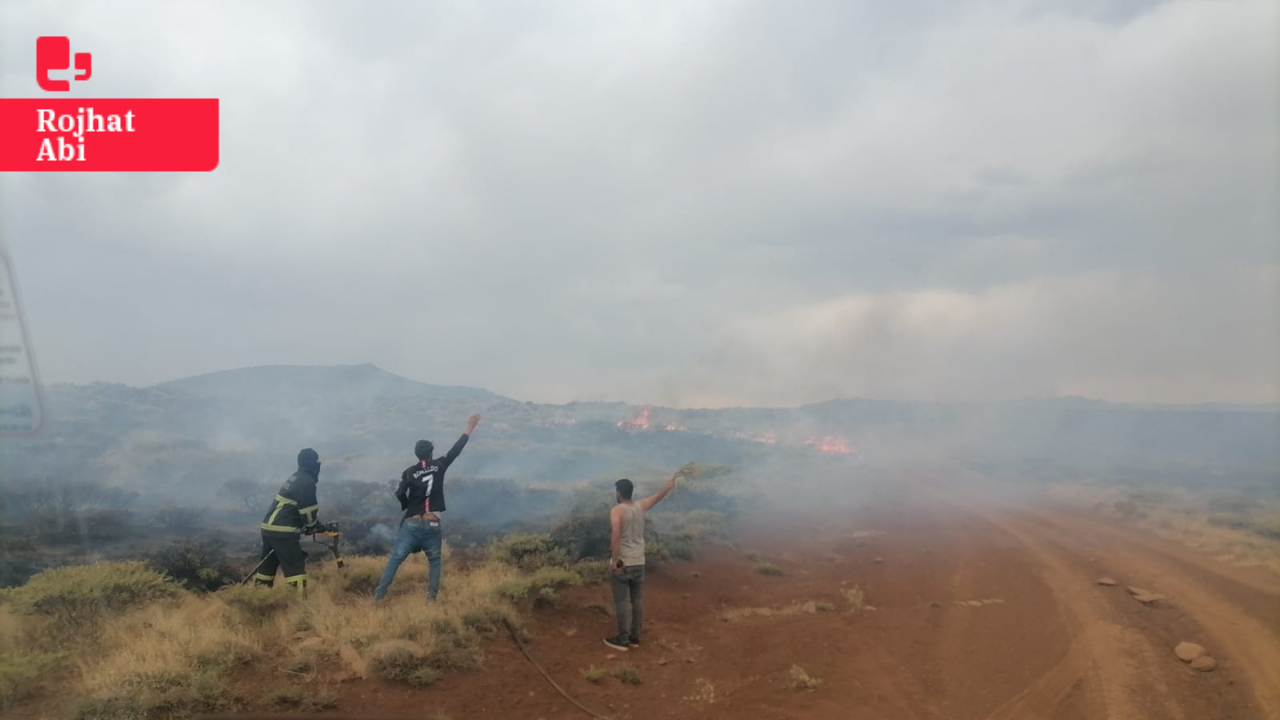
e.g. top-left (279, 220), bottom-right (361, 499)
top-left (236, 479), bottom-right (1280, 720)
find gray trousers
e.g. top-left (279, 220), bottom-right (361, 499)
top-left (611, 565), bottom-right (645, 641)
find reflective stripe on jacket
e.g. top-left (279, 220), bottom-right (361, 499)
top-left (261, 470), bottom-right (319, 536)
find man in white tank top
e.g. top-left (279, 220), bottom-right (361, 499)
top-left (604, 473), bottom-right (677, 651)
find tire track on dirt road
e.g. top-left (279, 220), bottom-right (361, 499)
top-left (974, 510), bottom-right (1179, 720)
top-left (1021, 508), bottom-right (1280, 720)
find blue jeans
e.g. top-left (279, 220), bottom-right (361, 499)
top-left (374, 518), bottom-right (442, 601)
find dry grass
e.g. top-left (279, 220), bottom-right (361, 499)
top-left (57, 554), bottom-right (524, 710)
top-left (78, 594), bottom-right (259, 696)
top-left (842, 584), bottom-right (866, 610)
top-left (1048, 485), bottom-right (1280, 575)
top-left (581, 665), bottom-right (607, 684)
top-left (683, 677), bottom-right (717, 704)
top-left (787, 664), bottom-right (822, 691)
top-left (718, 601), bottom-right (823, 622)
top-left (0, 538), bottom-right (602, 715)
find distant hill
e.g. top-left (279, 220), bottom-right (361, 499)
top-left (155, 363), bottom-right (504, 403)
top-left (1, 364), bottom-right (1276, 505)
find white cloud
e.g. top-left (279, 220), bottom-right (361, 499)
top-left (0, 0), bottom-right (1275, 406)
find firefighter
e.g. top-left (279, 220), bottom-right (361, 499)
top-left (256, 448), bottom-right (323, 592)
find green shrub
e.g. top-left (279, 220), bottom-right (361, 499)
top-left (494, 567), bottom-right (580, 605)
top-left (1205, 491), bottom-right (1255, 515)
top-left (753, 562), bottom-right (783, 577)
top-left (1112, 500), bottom-right (1138, 517)
top-left (425, 643), bottom-right (479, 671)
top-left (665, 510), bottom-right (727, 540)
top-left (0, 536), bottom-right (35, 553)
top-left (664, 533), bottom-right (696, 561)
top-left (573, 559), bottom-right (610, 583)
top-left (461, 605), bottom-right (514, 635)
top-left (0, 651), bottom-right (65, 709)
top-left (146, 540), bottom-right (239, 593)
top-left (75, 670), bottom-right (232, 720)
top-left (281, 657), bottom-right (313, 674)
top-left (409, 667), bottom-right (439, 687)
top-left (0, 562), bottom-right (179, 626)
top-left (549, 507), bottom-right (612, 561)
top-left (1255, 521), bottom-right (1280, 541)
top-left (32, 509), bottom-right (137, 546)
top-left (614, 666), bottom-right (642, 685)
top-left (815, 601), bottom-right (834, 612)
top-left (369, 647), bottom-right (428, 683)
top-left (263, 685), bottom-right (338, 712)
top-left (490, 534), bottom-right (570, 571)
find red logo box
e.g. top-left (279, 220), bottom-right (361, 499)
top-left (0, 98), bottom-right (219, 172)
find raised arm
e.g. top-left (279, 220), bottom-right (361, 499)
top-left (637, 473), bottom-right (678, 512)
top-left (440, 413), bottom-right (482, 469)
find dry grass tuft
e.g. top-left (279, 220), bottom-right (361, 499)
top-left (719, 601), bottom-right (822, 622)
top-left (581, 665), bottom-right (607, 684)
top-left (614, 665), bottom-right (642, 685)
top-left (787, 664), bottom-right (823, 691)
top-left (683, 677), bottom-right (717, 704)
top-left (842, 585), bottom-right (866, 610)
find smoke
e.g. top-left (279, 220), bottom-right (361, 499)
top-left (366, 523), bottom-right (397, 544)
top-left (658, 267), bottom-right (1280, 408)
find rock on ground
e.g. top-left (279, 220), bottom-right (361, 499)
top-left (1097, 577), bottom-right (1117, 586)
top-left (1190, 656), bottom-right (1217, 672)
top-left (1175, 642), bottom-right (1206, 662)
top-left (1127, 586), bottom-right (1152, 596)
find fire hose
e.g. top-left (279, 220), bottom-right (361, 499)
top-left (503, 618), bottom-right (612, 720)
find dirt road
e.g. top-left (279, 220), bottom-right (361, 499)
top-left (330, 481), bottom-right (1280, 719)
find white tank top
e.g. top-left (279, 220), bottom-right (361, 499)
top-left (618, 503), bottom-right (646, 567)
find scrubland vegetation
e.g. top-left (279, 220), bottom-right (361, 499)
top-left (0, 465), bottom-right (744, 718)
top-left (1049, 484), bottom-right (1280, 573)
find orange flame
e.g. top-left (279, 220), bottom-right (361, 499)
top-left (617, 408), bottom-right (652, 430)
top-left (617, 408), bottom-right (686, 432)
top-left (806, 435), bottom-right (852, 454)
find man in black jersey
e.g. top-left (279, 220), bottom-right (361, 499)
top-left (373, 413), bottom-right (481, 601)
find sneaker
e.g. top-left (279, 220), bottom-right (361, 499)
top-left (603, 635), bottom-right (630, 652)
top-left (628, 637), bottom-right (641, 647)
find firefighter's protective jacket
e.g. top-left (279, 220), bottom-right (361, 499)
top-left (260, 469), bottom-right (320, 537)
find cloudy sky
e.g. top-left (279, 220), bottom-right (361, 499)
top-left (1, 0), bottom-right (1276, 407)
